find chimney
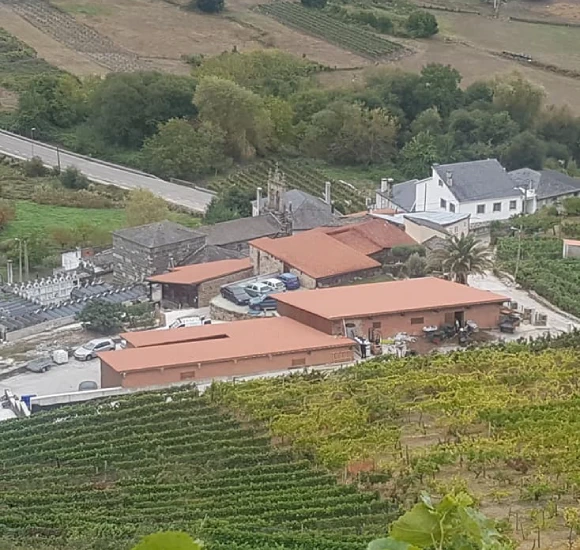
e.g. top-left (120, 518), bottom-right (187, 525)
top-left (446, 170), bottom-right (453, 187)
top-left (256, 187), bottom-right (262, 216)
top-left (380, 178), bottom-right (388, 193)
top-left (325, 181), bottom-right (332, 205)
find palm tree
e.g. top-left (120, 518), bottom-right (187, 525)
top-left (429, 233), bottom-right (493, 285)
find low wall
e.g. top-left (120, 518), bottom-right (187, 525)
top-left (3, 316), bottom-right (76, 342)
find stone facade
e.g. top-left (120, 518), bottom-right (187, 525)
top-left (197, 268), bottom-right (254, 307)
top-left (250, 247), bottom-right (284, 277)
top-left (113, 228), bottom-right (205, 283)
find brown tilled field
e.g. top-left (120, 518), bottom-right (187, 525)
top-left (2, 0), bottom-right (580, 110)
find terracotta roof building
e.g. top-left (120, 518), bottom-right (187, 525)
top-left (100, 317), bottom-right (354, 389)
top-left (275, 277), bottom-right (507, 338)
top-left (249, 231), bottom-right (381, 289)
top-left (147, 258), bottom-right (253, 308)
top-left (318, 218), bottom-right (417, 260)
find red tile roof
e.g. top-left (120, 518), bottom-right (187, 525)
top-left (147, 258), bottom-right (251, 285)
top-left (319, 219), bottom-right (416, 255)
top-left (274, 277), bottom-right (507, 320)
top-left (563, 238), bottom-right (580, 246)
top-left (250, 232), bottom-right (380, 279)
top-left (101, 317), bottom-right (353, 373)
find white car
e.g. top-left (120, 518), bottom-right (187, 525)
top-left (74, 338), bottom-right (115, 361)
top-left (263, 278), bottom-right (286, 293)
top-left (245, 282), bottom-right (272, 297)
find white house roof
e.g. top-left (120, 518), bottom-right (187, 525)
top-left (434, 159), bottom-right (519, 202)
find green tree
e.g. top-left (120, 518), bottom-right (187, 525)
top-left (194, 0), bottom-right (224, 12)
top-left (415, 64), bottom-right (462, 117)
top-left (125, 189), bottom-right (170, 227)
top-left (463, 80), bottom-right (494, 108)
top-left (400, 131), bottom-right (439, 178)
top-left (429, 234), bottom-right (493, 285)
top-left (491, 72), bottom-right (545, 129)
top-left (90, 72), bottom-right (197, 148)
top-left (368, 492), bottom-right (510, 550)
top-left (301, 0), bottom-right (327, 8)
top-left (15, 73), bottom-right (86, 136)
top-left (405, 11), bottom-right (438, 38)
top-left (365, 68), bottom-right (423, 121)
top-left (59, 166), bottom-right (89, 190)
top-left (77, 300), bottom-right (124, 334)
top-left (132, 532), bottom-right (202, 550)
top-left (22, 156), bottom-right (48, 178)
top-left (141, 118), bottom-right (229, 180)
top-left (204, 185), bottom-right (254, 224)
top-left (410, 107), bottom-right (442, 136)
top-left (563, 197), bottom-right (580, 216)
top-left (536, 104), bottom-right (580, 159)
top-left (404, 252), bottom-right (427, 278)
top-left (194, 77), bottom-right (273, 160)
top-left (500, 131), bottom-right (546, 170)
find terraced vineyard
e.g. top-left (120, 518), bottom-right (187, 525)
top-left (0, 387), bottom-right (399, 549)
top-left (256, 2), bottom-right (403, 60)
top-left (208, 160), bottom-right (367, 213)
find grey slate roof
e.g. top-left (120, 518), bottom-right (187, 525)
top-left (197, 214), bottom-right (282, 247)
top-left (434, 159), bottom-right (518, 202)
top-left (181, 244), bottom-right (246, 265)
top-left (377, 179), bottom-right (418, 212)
top-left (253, 189), bottom-right (340, 231)
top-left (113, 221), bottom-right (203, 248)
top-left (508, 168), bottom-right (580, 200)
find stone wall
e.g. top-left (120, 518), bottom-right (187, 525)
top-left (197, 267), bottom-right (254, 307)
top-left (113, 234), bottom-right (206, 283)
top-left (317, 266), bottom-right (382, 288)
top-left (249, 247), bottom-right (284, 276)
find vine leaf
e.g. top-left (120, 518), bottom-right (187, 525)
top-left (367, 537), bottom-right (419, 550)
top-left (390, 502), bottom-right (441, 548)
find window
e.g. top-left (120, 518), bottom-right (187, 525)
top-left (509, 200), bottom-right (517, 210)
top-left (180, 371), bottom-right (196, 380)
top-left (410, 317), bottom-right (424, 325)
top-left (493, 202), bottom-right (502, 212)
top-left (440, 198), bottom-right (447, 209)
top-left (291, 358), bottom-right (306, 367)
top-left (476, 204), bottom-right (485, 214)
top-left (372, 322), bottom-right (382, 329)
top-left (438, 180), bottom-right (443, 187)
top-left (332, 351), bottom-right (352, 362)
top-left (449, 203), bottom-right (456, 213)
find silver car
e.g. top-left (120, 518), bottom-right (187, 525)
top-left (74, 338), bottom-right (115, 361)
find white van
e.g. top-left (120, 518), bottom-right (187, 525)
top-left (169, 316), bottom-right (212, 329)
top-left (263, 278), bottom-right (286, 293)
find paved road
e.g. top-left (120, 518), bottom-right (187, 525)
top-left (0, 130), bottom-right (214, 213)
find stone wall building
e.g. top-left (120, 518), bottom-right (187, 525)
top-left (112, 221), bottom-right (205, 283)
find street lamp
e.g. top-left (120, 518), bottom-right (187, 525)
top-left (31, 127), bottom-right (36, 158)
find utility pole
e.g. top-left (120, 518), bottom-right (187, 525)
top-left (17, 239), bottom-right (22, 283)
top-left (56, 145), bottom-right (62, 172)
top-left (31, 127), bottom-right (36, 157)
top-left (23, 240), bottom-right (29, 280)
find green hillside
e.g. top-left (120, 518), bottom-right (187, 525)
top-left (0, 388), bottom-right (398, 550)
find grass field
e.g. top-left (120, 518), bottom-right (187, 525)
top-left (2, 201), bottom-right (126, 238)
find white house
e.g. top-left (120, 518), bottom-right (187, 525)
top-left (508, 168), bottom-right (580, 210)
top-left (376, 159), bottom-right (537, 223)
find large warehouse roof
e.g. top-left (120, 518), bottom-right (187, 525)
top-left (274, 277), bottom-right (507, 320)
top-left (250, 232), bottom-right (380, 279)
top-left (102, 317), bottom-right (352, 373)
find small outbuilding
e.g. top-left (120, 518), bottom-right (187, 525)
top-left (274, 277), bottom-right (507, 338)
top-left (147, 258), bottom-right (253, 308)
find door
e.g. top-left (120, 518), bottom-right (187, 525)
top-left (454, 311), bottom-right (465, 327)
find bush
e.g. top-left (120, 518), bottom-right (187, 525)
top-left (194, 0), bottom-right (224, 12)
top-left (405, 252), bottom-right (427, 278)
top-left (563, 197), bottom-right (580, 216)
top-left (391, 244), bottom-right (426, 261)
top-left (77, 300), bottom-right (124, 334)
top-left (405, 11), bottom-right (438, 38)
top-left (22, 156), bottom-right (48, 177)
top-left (32, 185), bottom-right (114, 209)
top-left (59, 166), bottom-right (89, 190)
top-left (0, 199), bottom-right (15, 228)
top-left (301, 0), bottom-right (327, 8)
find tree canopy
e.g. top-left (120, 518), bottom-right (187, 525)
top-left (125, 189), bottom-right (170, 227)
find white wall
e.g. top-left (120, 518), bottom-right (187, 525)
top-left (415, 173), bottom-right (459, 213)
top-left (460, 196), bottom-right (522, 222)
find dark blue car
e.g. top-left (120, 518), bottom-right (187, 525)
top-left (249, 294), bottom-right (278, 311)
top-left (277, 273), bottom-right (300, 290)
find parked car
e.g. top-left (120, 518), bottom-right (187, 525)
top-left (263, 278), bottom-right (286, 293)
top-left (169, 316), bottom-right (211, 329)
top-left (249, 294), bottom-right (278, 311)
top-left (277, 273), bottom-right (300, 290)
top-left (221, 285), bottom-right (251, 306)
top-left (74, 338), bottom-right (115, 361)
top-left (245, 282), bottom-right (272, 297)
top-left (78, 381), bottom-right (98, 391)
top-left (25, 356), bottom-right (52, 373)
